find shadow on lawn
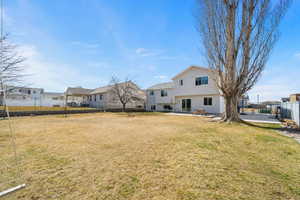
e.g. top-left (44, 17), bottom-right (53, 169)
top-left (242, 120), bottom-right (300, 135)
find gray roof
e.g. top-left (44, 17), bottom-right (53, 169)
top-left (66, 87), bottom-right (93, 96)
top-left (90, 82), bottom-right (139, 94)
top-left (44, 92), bottom-right (64, 96)
top-left (147, 82), bottom-right (174, 90)
top-left (90, 85), bottom-right (112, 94)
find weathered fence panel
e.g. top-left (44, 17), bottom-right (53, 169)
top-left (281, 102), bottom-right (300, 126)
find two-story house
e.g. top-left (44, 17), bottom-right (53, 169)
top-left (4, 86), bottom-right (44, 106)
top-left (146, 66), bottom-right (225, 114)
top-left (3, 86), bottom-right (66, 107)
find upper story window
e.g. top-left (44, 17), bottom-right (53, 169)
top-left (94, 95), bottom-right (97, 101)
top-left (161, 90), bottom-right (168, 97)
top-left (99, 94), bottom-right (103, 100)
top-left (149, 90), bottom-right (154, 96)
top-left (179, 79), bottom-right (183, 86)
top-left (195, 76), bottom-right (208, 86)
top-left (204, 97), bottom-right (212, 106)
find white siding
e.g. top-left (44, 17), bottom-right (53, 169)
top-left (6, 93), bottom-right (65, 107)
top-left (173, 68), bottom-right (220, 96)
top-left (146, 67), bottom-right (224, 114)
top-left (174, 95), bottom-right (222, 113)
top-left (146, 88), bottom-right (175, 111)
top-left (88, 91), bottom-right (145, 110)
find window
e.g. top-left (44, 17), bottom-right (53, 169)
top-left (163, 105), bottom-right (172, 110)
top-left (99, 94), bottom-right (103, 100)
top-left (161, 90), bottom-right (168, 97)
top-left (195, 76), bottom-right (208, 86)
top-left (179, 79), bottom-right (183, 86)
top-left (28, 90), bottom-right (31, 95)
top-left (204, 97), bottom-right (213, 106)
top-left (149, 90), bottom-right (154, 95)
top-left (151, 105), bottom-right (156, 110)
top-left (94, 95), bottom-right (97, 101)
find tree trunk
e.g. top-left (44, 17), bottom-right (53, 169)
top-left (122, 104), bottom-right (126, 112)
top-left (222, 95), bottom-right (241, 122)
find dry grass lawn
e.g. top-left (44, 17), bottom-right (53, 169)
top-left (0, 113), bottom-right (300, 200)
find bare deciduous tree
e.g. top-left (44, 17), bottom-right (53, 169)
top-left (196, 0), bottom-right (291, 122)
top-left (109, 76), bottom-right (144, 112)
top-left (0, 35), bottom-right (25, 106)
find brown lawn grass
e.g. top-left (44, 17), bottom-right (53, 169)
top-left (0, 113), bottom-right (300, 200)
top-left (0, 106), bottom-right (95, 112)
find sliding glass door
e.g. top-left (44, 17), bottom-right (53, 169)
top-left (182, 99), bottom-right (191, 112)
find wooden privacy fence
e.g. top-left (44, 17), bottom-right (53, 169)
top-left (281, 102), bottom-right (300, 126)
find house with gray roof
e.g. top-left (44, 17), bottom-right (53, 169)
top-left (69, 82), bottom-right (146, 110)
top-left (146, 66), bottom-right (225, 113)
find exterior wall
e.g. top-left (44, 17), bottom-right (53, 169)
top-left (67, 96), bottom-right (84, 106)
top-left (172, 68), bottom-right (220, 96)
top-left (5, 93), bottom-right (65, 107)
top-left (87, 91), bottom-right (144, 110)
top-left (87, 93), bottom-right (107, 109)
top-left (290, 94), bottom-right (300, 103)
top-left (42, 93), bottom-right (65, 107)
top-left (6, 95), bottom-right (42, 106)
top-left (6, 87), bottom-right (44, 106)
top-left (146, 88), bottom-right (175, 111)
top-left (219, 95), bottom-right (225, 113)
top-left (174, 95), bottom-right (222, 113)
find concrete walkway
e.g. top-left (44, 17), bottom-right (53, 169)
top-left (240, 113), bottom-right (280, 124)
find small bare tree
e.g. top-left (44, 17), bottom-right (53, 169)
top-left (0, 35), bottom-right (25, 106)
top-left (109, 76), bottom-right (144, 112)
top-left (196, 0), bottom-right (291, 122)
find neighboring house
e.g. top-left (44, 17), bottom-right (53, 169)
top-left (261, 101), bottom-right (281, 113)
top-left (289, 94), bottom-right (300, 102)
top-left (65, 87), bottom-right (93, 107)
top-left (65, 83), bottom-right (145, 110)
top-left (146, 66), bottom-right (225, 114)
top-left (42, 92), bottom-right (65, 107)
top-left (4, 86), bottom-right (44, 106)
top-left (239, 94), bottom-right (249, 107)
top-left (261, 101), bottom-right (281, 108)
top-left (2, 86), bottom-right (67, 107)
top-left (84, 82), bottom-right (145, 110)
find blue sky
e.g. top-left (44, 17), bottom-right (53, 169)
top-left (4, 0), bottom-right (300, 102)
